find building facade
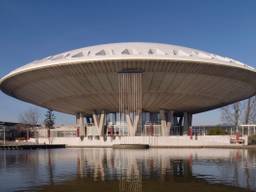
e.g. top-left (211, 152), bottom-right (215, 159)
top-left (1, 42), bottom-right (256, 139)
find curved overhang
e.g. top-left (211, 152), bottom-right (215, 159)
top-left (0, 42), bottom-right (256, 115)
top-left (1, 42), bottom-right (255, 81)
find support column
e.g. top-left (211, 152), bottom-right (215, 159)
top-left (118, 71), bottom-right (142, 136)
top-left (76, 113), bottom-right (85, 137)
top-left (160, 110), bottom-right (167, 136)
top-left (126, 111), bottom-right (140, 136)
top-left (170, 111), bottom-right (174, 134)
top-left (92, 110), bottom-right (105, 136)
top-left (183, 112), bottom-right (192, 135)
top-left (179, 115), bottom-right (184, 136)
top-left (168, 111), bottom-right (174, 135)
top-left (173, 115), bottom-right (179, 135)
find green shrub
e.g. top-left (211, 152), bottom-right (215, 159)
top-left (248, 135), bottom-right (256, 145)
top-left (208, 128), bottom-right (226, 135)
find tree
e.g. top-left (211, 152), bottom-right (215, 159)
top-left (244, 96), bottom-right (256, 124)
top-left (221, 102), bottom-right (241, 131)
top-left (44, 109), bottom-right (56, 129)
top-left (221, 96), bottom-right (256, 129)
top-left (19, 108), bottom-right (40, 140)
top-left (244, 97), bottom-right (252, 125)
top-left (19, 108), bottom-right (40, 126)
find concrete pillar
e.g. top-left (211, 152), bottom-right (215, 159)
top-left (183, 112), bottom-right (192, 134)
top-left (126, 111), bottom-right (140, 136)
top-left (168, 111), bottom-right (174, 135)
top-left (179, 115), bottom-right (184, 135)
top-left (76, 113), bottom-right (79, 126)
top-left (76, 112), bottom-right (85, 137)
top-left (166, 111), bottom-right (174, 135)
top-left (126, 113), bottom-right (133, 136)
top-left (92, 110), bottom-right (105, 136)
top-left (169, 111), bottom-right (174, 124)
top-left (160, 110), bottom-right (167, 136)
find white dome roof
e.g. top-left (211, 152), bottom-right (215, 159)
top-left (2, 42), bottom-right (255, 80)
top-left (1, 42), bottom-right (256, 114)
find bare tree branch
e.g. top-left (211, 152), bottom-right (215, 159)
top-left (248, 96), bottom-right (256, 123)
top-left (19, 108), bottom-right (40, 126)
top-left (221, 102), bottom-right (241, 130)
top-left (221, 96), bottom-right (256, 128)
top-left (244, 97), bottom-right (251, 124)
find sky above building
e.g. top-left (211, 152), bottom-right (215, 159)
top-left (0, 0), bottom-right (255, 125)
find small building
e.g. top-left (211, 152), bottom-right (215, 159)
top-left (0, 121), bottom-right (40, 141)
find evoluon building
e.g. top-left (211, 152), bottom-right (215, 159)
top-left (1, 42), bottom-right (256, 138)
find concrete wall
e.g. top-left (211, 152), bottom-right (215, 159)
top-left (29, 135), bottom-right (248, 147)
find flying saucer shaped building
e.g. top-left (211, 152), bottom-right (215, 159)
top-left (1, 42), bottom-right (256, 137)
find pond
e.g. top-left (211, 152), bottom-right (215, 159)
top-left (0, 148), bottom-right (255, 192)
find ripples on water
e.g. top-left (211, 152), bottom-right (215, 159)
top-left (0, 148), bottom-right (255, 192)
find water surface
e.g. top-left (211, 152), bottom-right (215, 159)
top-left (0, 148), bottom-right (256, 192)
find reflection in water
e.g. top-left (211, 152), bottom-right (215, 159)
top-left (0, 148), bottom-right (256, 192)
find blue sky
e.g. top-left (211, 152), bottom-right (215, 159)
top-left (0, 0), bottom-right (255, 125)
